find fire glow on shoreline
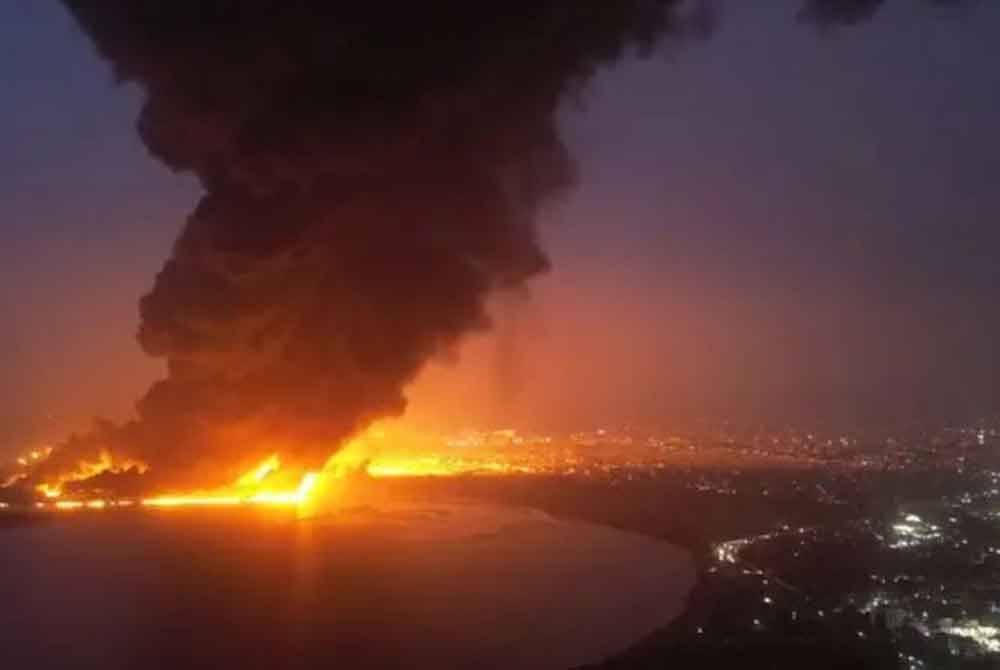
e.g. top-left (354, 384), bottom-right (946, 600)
top-left (30, 456), bottom-right (322, 512)
top-left (142, 472), bottom-right (319, 509)
top-left (28, 448), bottom-right (149, 501)
top-left (11, 428), bottom-right (536, 513)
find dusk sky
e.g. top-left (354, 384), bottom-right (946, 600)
top-left (4, 1), bottom-right (1000, 456)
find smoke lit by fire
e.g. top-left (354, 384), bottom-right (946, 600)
top-left (0, 0), bottom-right (717, 500)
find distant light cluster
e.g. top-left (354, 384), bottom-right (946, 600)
top-left (943, 623), bottom-right (1000, 654)
top-left (889, 514), bottom-right (943, 550)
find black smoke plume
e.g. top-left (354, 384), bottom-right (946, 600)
top-left (26, 1), bottom-right (712, 491)
top-left (14, 0), bottom-right (965, 494)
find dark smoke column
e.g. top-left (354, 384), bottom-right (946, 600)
top-left (55, 1), bottom-right (709, 485)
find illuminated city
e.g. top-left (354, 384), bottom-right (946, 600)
top-left (5, 1), bottom-right (1000, 669)
top-left (5, 420), bottom-right (999, 665)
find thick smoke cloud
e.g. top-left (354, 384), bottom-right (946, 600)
top-left (26, 1), bottom-right (712, 490)
top-left (799, 0), bottom-right (969, 27)
top-left (11, 0), bottom-right (964, 494)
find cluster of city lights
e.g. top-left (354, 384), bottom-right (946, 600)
top-left (943, 623), bottom-right (1000, 654)
top-left (889, 514), bottom-right (942, 550)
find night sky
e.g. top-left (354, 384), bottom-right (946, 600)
top-left (3, 1), bottom-right (1000, 456)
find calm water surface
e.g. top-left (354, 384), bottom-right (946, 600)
top-left (0, 503), bottom-right (694, 669)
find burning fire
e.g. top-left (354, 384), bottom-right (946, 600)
top-left (25, 455), bottom-right (321, 512)
top-left (30, 448), bottom-right (148, 500)
top-left (142, 470), bottom-right (319, 509)
top-left (4, 425), bottom-right (534, 513)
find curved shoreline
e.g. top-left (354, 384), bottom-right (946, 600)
top-left (1, 501), bottom-right (696, 670)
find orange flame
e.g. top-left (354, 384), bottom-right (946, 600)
top-left (30, 449), bottom-right (147, 500)
top-left (140, 454), bottom-right (319, 509)
top-left (19, 424), bottom-right (536, 513)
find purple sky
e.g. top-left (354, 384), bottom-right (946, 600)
top-left (3, 1), bottom-right (1000, 454)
